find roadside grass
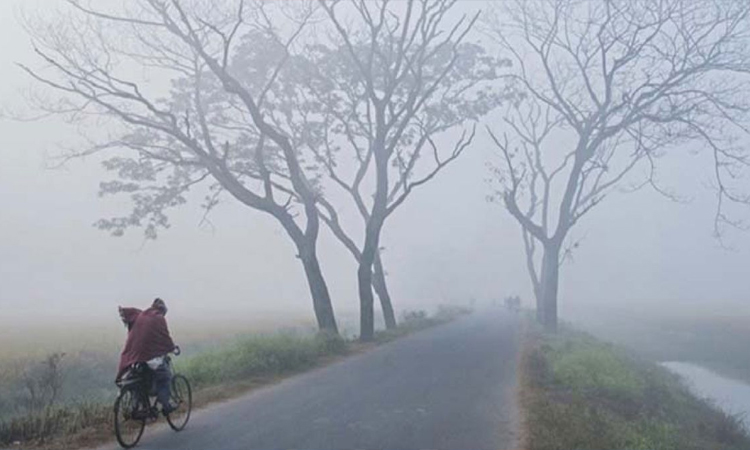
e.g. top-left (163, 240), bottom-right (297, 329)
top-left (521, 320), bottom-right (750, 450)
top-left (0, 306), bottom-right (468, 449)
top-left (176, 331), bottom-right (347, 387)
top-left (0, 403), bottom-right (113, 449)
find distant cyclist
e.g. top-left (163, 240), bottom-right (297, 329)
top-left (116, 298), bottom-right (180, 415)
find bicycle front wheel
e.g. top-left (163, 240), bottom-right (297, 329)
top-left (113, 389), bottom-right (146, 448)
top-left (166, 374), bottom-right (192, 431)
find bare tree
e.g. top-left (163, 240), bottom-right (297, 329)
top-left (22, 1), bottom-right (340, 333)
top-left (316, 0), bottom-right (509, 340)
top-left (486, 0), bottom-right (750, 331)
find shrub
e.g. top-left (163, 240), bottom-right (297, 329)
top-left (18, 353), bottom-right (66, 414)
top-left (314, 331), bottom-right (348, 356)
top-left (401, 310), bottom-right (428, 325)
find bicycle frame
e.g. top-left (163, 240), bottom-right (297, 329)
top-left (114, 352), bottom-right (190, 448)
top-left (116, 357), bottom-right (173, 419)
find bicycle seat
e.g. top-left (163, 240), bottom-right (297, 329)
top-left (117, 362), bottom-right (151, 387)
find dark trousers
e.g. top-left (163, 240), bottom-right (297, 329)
top-left (153, 363), bottom-right (172, 409)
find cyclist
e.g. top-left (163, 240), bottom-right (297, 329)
top-left (116, 298), bottom-right (179, 415)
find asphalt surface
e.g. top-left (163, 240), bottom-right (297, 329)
top-left (95, 309), bottom-right (521, 450)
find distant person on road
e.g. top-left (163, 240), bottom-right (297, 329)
top-left (116, 298), bottom-right (179, 415)
top-left (504, 295), bottom-right (521, 312)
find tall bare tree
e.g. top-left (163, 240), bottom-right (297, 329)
top-left (316, 0), bottom-right (509, 340)
top-left (486, 0), bottom-right (750, 331)
top-left (23, 1), bottom-right (340, 333)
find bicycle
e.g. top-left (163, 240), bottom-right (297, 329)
top-left (113, 351), bottom-right (192, 448)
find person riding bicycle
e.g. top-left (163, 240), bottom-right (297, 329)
top-left (116, 298), bottom-right (179, 415)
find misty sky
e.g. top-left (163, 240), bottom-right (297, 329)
top-left (1, 0), bottom-right (749, 334)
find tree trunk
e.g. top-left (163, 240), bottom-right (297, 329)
top-left (533, 260), bottom-right (545, 324)
top-left (358, 212), bottom-right (385, 342)
top-left (358, 257), bottom-right (376, 341)
top-left (298, 241), bottom-right (338, 334)
top-left (534, 286), bottom-right (544, 324)
top-left (373, 252), bottom-right (397, 329)
top-left (359, 128), bottom-right (388, 342)
top-left (539, 242), bottom-right (560, 332)
top-left (521, 229), bottom-right (544, 324)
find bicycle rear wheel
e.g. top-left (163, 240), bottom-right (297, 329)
top-left (166, 374), bottom-right (192, 431)
top-left (114, 389), bottom-right (146, 448)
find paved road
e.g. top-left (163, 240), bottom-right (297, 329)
top-left (96, 309), bottom-right (521, 450)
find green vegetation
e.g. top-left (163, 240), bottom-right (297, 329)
top-left (178, 332), bottom-right (347, 387)
top-left (522, 323), bottom-right (750, 450)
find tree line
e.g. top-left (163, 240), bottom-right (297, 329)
top-left (22, 0), bottom-right (750, 337)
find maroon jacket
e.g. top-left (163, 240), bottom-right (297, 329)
top-left (116, 307), bottom-right (176, 381)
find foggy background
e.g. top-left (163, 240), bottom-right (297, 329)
top-left (1, 0), bottom-right (749, 340)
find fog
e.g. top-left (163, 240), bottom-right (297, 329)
top-left (1, 0), bottom-right (749, 339)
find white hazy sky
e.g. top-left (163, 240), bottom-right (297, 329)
top-left (1, 0), bottom-right (749, 336)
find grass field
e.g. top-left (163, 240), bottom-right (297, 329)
top-left (520, 320), bottom-right (750, 450)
